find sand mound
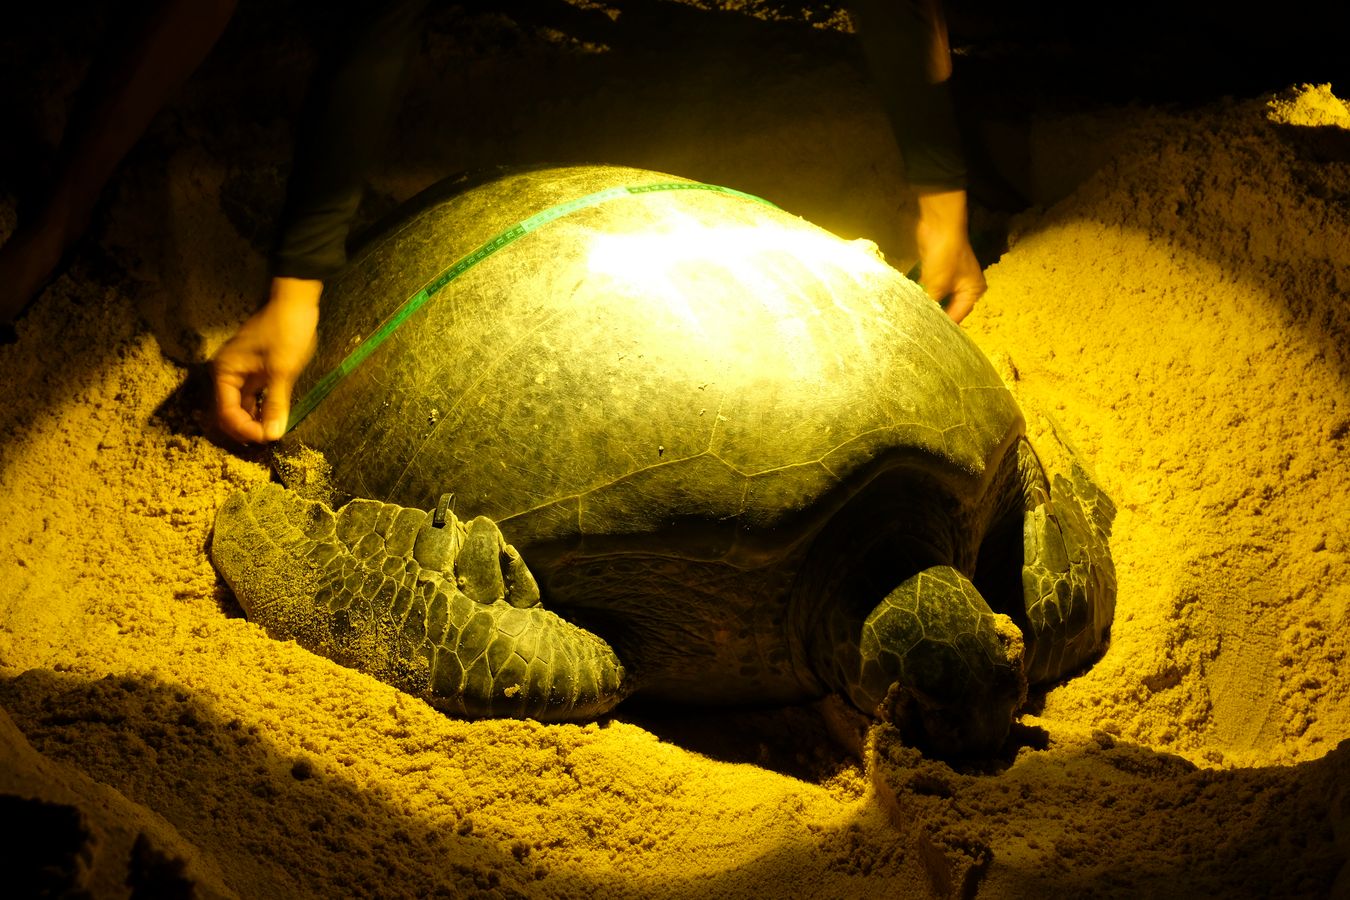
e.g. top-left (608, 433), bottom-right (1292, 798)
top-left (0, 3), bottom-right (1345, 893)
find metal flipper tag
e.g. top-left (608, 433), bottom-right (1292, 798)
top-left (433, 492), bottom-right (455, 528)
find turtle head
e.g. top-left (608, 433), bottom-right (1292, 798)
top-left (807, 562), bottom-right (1028, 758)
top-left (878, 608), bottom-right (1028, 758)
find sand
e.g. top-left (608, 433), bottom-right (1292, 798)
top-left (1, 3), bottom-right (1346, 897)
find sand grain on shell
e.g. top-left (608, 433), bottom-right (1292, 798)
top-left (0, 7), bottom-right (1346, 894)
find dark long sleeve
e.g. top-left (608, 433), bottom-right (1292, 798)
top-left (848, 0), bottom-right (966, 191)
top-left (271, 0), bottom-right (429, 281)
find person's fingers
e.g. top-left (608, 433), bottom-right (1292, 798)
top-left (213, 361), bottom-right (267, 443)
top-left (213, 366), bottom-right (246, 433)
top-left (216, 397), bottom-right (267, 443)
top-left (927, 251), bottom-right (987, 324)
top-left (223, 411), bottom-right (267, 443)
top-left (261, 375), bottom-right (294, 442)
top-left (944, 289), bottom-right (978, 323)
top-left (921, 273), bottom-right (952, 304)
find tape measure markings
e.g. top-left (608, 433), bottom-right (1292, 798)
top-left (286, 181), bottom-right (775, 432)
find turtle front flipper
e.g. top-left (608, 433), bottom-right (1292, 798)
top-left (813, 566), bottom-right (1028, 756)
top-left (210, 483), bottom-right (626, 721)
top-left (1017, 440), bottom-right (1117, 684)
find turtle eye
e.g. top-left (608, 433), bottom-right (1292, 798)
top-left (305, 504), bottom-right (325, 533)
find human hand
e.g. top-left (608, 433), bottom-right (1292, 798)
top-left (915, 188), bottom-right (986, 324)
top-left (212, 276), bottom-right (321, 443)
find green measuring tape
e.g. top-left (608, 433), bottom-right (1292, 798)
top-left (286, 180), bottom-right (776, 432)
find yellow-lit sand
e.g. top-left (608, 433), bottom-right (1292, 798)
top-left (0, 5), bottom-right (1346, 897)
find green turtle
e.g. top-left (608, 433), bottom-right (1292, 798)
top-left (210, 166), bottom-right (1116, 755)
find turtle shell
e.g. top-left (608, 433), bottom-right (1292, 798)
top-left (280, 165), bottom-right (1022, 703)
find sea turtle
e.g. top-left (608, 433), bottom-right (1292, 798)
top-left (211, 165), bottom-right (1116, 755)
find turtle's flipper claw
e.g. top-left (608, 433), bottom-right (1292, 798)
top-left (416, 509), bottom-right (540, 609)
top-left (454, 516), bottom-right (540, 609)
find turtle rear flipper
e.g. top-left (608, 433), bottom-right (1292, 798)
top-left (1017, 441), bottom-right (1118, 684)
top-left (211, 484), bottom-right (625, 721)
top-left (815, 565), bottom-right (1028, 757)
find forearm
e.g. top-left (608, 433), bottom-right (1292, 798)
top-left (847, 0), bottom-right (966, 191)
top-left (271, 0), bottom-right (429, 280)
top-left (916, 188), bottom-right (969, 237)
